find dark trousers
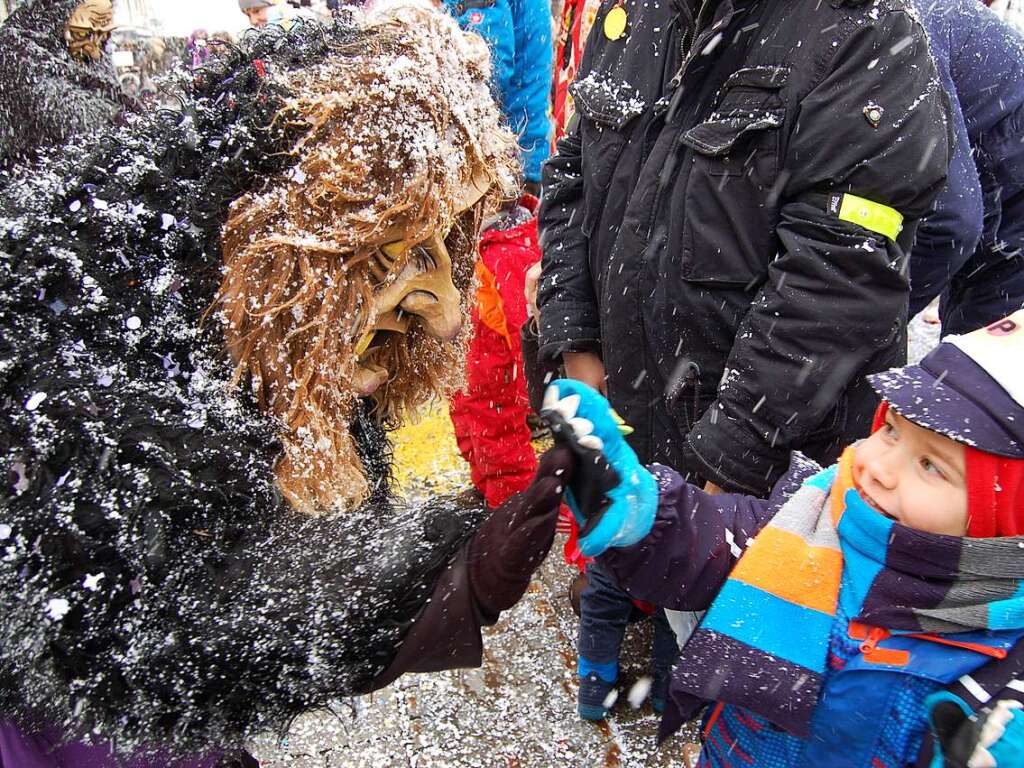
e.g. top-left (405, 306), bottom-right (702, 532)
top-left (520, 320), bottom-right (563, 415)
top-left (578, 563), bottom-right (678, 677)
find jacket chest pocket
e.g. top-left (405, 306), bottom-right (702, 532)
top-left (675, 65), bottom-right (789, 285)
top-left (571, 71), bottom-right (646, 238)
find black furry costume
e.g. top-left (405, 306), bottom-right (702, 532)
top-left (0, 0), bottom-right (128, 170)
top-left (0, 17), bottom-right (495, 757)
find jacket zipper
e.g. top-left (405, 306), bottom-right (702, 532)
top-left (850, 621), bottom-right (1009, 667)
top-left (644, 2), bottom-right (729, 240)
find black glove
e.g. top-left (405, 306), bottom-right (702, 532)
top-left (542, 402), bottom-right (619, 541)
top-left (466, 445), bottom-right (573, 616)
top-left (928, 692), bottom-right (1024, 768)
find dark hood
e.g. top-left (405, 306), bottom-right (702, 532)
top-left (5, 0), bottom-right (86, 56)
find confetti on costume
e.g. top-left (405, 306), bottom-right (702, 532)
top-left (0, 3), bottom-right (536, 759)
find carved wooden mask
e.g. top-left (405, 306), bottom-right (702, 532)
top-left (65, 0), bottom-right (115, 63)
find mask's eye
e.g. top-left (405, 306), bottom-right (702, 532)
top-left (381, 241), bottom-right (405, 259)
top-left (409, 245), bottom-right (437, 273)
top-left (369, 241), bottom-right (405, 285)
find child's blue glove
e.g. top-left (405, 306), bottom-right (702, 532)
top-left (927, 691), bottom-right (1024, 768)
top-left (540, 379), bottom-right (657, 557)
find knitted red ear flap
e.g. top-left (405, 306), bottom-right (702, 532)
top-left (965, 447), bottom-right (1024, 538)
top-left (966, 448), bottom-right (999, 538)
top-left (871, 401), bottom-right (890, 434)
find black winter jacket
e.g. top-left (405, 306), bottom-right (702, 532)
top-left (538, 0), bottom-right (952, 495)
top-left (0, 0), bottom-right (126, 171)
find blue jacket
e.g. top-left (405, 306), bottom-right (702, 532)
top-left (443, 0), bottom-right (553, 183)
top-left (700, 601), bottom-right (1022, 768)
top-left (599, 458), bottom-right (1024, 767)
top-left (910, 0), bottom-right (1024, 334)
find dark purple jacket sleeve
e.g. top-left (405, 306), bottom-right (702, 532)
top-left (597, 458), bottom-right (819, 610)
top-left (367, 547), bottom-right (496, 691)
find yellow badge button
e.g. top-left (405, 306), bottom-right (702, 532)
top-left (604, 5), bottom-right (628, 40)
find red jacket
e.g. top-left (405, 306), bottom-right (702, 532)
top-left (450, 198), bottom-right (540, 508)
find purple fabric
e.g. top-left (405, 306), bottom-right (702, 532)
top-left (597, 458), bottom-right (814, 612)
top-left (855, 525), bottom-right (961, 630)
top-left (596, 457), bottom-right (816, 740)
top-left (0, 721), bottom-right (220, 768)
top-left (853, 525), bottom-right (960, 630)
top-left (885, 523), bottom-right (963, 581)
top-left (868, 343), bottom-right (1024, 458)
top-left (660, 630), bottom-right (819, 742)
top-left (860, 570), bottom-right (952, 632)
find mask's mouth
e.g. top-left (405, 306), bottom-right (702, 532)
top-left (351, 230), bottom-right (466, 397)
top-left (352, 311), bottom-right (411, 396)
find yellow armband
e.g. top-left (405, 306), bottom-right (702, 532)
top-left (830, 193), bottom-right (904, 241)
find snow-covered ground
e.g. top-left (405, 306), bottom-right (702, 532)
top-left (250, 552), bottom-right (696, 767)
top-left (908, 304), bottom-right (943, 364)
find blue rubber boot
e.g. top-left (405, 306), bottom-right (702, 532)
top-left (578, 671), bottom-right (617, 721)
top-left (651, 667), bottom-right (671, 714)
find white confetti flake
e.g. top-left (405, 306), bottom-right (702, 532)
top-left (69, 200), bottom-right (82, 212)
top-left (92, 198), bottom-right (109, 210)
top-left (25, 392), bottom-right (47, 411)
top-left (602, 688), bottom-right (619, 709)
top-left (627, 676), bottom-right (652, 708)
top-left (161, 213), bottom-right (177, 230)
top-left (45, 598), bottom-right (70, 621)
top-left (126, 316), bottom-right (142, 330)
top-left (0, 524), bottom-right (11, 540)
top-left (82, 573), bottom-right (106, 591)
top-left (11, 461), bottom-right (28, 493)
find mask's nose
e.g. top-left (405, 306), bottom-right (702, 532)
top-left (400, 288), bottom-right (463, 340)
top-left (393, 232), bottom-right (463, 340)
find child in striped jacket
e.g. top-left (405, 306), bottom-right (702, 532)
top-left (543, 311), bottom-right (1024, 768)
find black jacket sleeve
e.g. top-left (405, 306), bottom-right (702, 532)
top-left (536, 119), bottom-right (602, 360)
top-left (687, 7), bottom-right (952, 494)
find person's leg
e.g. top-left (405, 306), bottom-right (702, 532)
top-left (649, 609), bottom-right (680, 713)
top-left (577, 563), bottom-right (634, 719)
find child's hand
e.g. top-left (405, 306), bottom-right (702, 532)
top-left (927, 692), bottom-right (1024, 768)
top-left (541, 379), bottom-right (657, 557)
